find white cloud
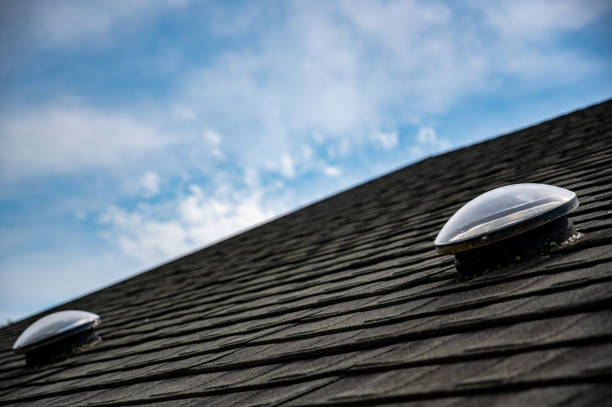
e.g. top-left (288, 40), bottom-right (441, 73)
top-left (172, 106), bottom-right (196, 121)
top-left (323, 166), bottom-right (342, 177)
top-left (202, 129), bottom-right (222, 146)
top-left (4, 1), bottom-right (605, 182)
top-left (100, 206), bottom-right (191, 262)
top-left (176, 0), bottom-right (606, 167)
top-left (0, 106), bottom-right (170, 181)
top-left (412, 126), bottom-right (451, 156)
top-left (179, 184), bottom-right (278, 244)
top-left (327, 139), bottom-right (351, 158)
top-left (279, 153), bottom-right (295, 179)
top-left (211, 148), bottom-right (224, 159)
top-left (338, 139), bottom-right (350, 156)
top-left (373, 130), bottom-right (399, 150)
top-left (100, 178), bottom-right (288, 263)
top-left (477, 0), bottom-right (611, 41)
top-left (301, 145), bottom-right (315, 161)
top-left (140, 171), bottom-right (161, 198)
top-left (327, 138), bottom-right (351, 158)
top-left (201, 129), bottom-right (224, 158)
top-left (243, 167), bottom-right (260, 188)
top-left (22, 0), bottom-right (191, 48)
top-left (417, 127), bottom-right (436, 145)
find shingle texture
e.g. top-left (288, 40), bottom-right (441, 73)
top-left (1, 100), bottom-right (611, 406)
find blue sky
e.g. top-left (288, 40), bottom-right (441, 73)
top-left (1, 0), bottom-right (611, 323)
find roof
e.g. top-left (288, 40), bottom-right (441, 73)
top-left (1, 99), bottom-right (611, 406)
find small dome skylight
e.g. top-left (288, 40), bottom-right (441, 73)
top-left (435, 183), bottom-right (578, 254)
top-left (435, 183), bottom-right (579, 279)
top-left (13, 310), bottom-right (101, 366)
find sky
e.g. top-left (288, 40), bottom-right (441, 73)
top-left (1, 0), bottom-right (611, 323)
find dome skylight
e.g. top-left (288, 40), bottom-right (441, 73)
top-left (435, 183), bottom-right (578, 254)
top-left (435, 183), bottom-right (580, 279)
top-left (13, 310), bottom-right (101, 366)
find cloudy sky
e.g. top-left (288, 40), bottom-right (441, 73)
top-left (1, 0), bottom-right (611, 322)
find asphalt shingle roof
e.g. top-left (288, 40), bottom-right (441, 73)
top-left (1, 99), bottom-right (611, 406)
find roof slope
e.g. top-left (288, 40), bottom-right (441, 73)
top-left (1, 100), bottom-right (612, 406)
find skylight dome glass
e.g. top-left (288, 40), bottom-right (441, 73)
top-left (13, 310), bottom-right (101, 353)
top-left (435, 183), bottom-right (578, 254)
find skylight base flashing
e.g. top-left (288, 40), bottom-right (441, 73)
top-left (454, 216), bottom-right (576, 280)
top-left (24, 328), bottom-right (101, 367)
